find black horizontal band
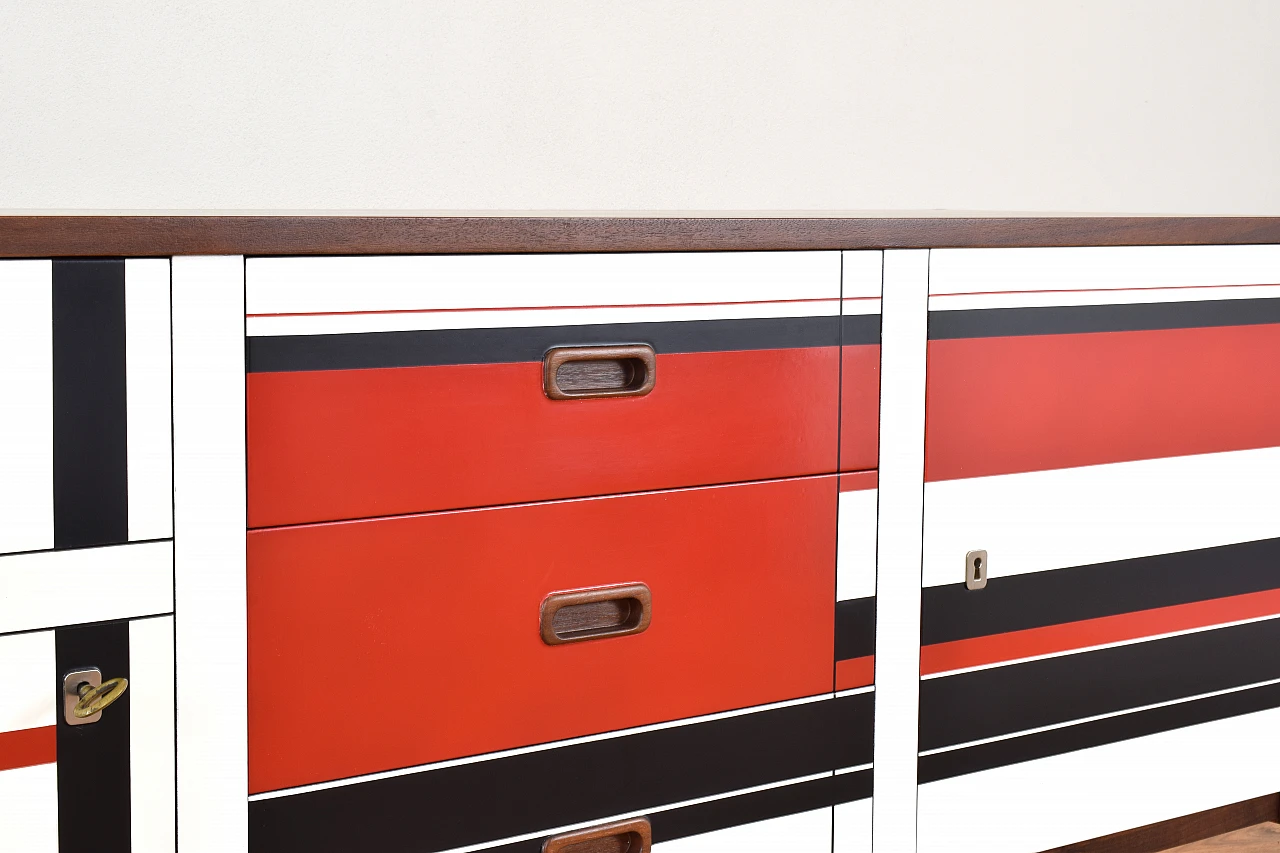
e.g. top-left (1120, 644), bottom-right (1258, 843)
top-left (922, 537), bottom-right (1280, 646)
top-left (248, 315), bottom-right (842, 372)
top-left (842, 313), bottom-right (881, 346)
top-left (920, 679), bottom-right (1280, 783)
top-left (920, 616), bottom-right (1280, 751)
top-left (480, 771), bottom-right (872, 853)
top-left (928, 297), bottom-right (1280, 340)
top-left (835, 596), bottom-right (876, 661)
top-left (249, 693), bottom-right (873, 853)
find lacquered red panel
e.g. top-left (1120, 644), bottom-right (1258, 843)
top-left (248, 347), bottom-right (839, 528)
top-left (840, 344), bottom-right (880, 472)
top-left (247, 476), bottom-right (837, 793)
top-left (925, 323), bottom-right (1280, 481)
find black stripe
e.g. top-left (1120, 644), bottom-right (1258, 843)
top-left (249, 694), bottom-right (872, 853)
top-left (922, 537), bottom-right (1280, 646)
top-left (842, 313), bottom-right (881, 346)
top-left (928, 297), bottom-right (1280, 340)
top-left (246, 315), bottom-right (840, 373)
top-left (835, 596), bottom-right (876, 661)
top-left (920, 679), bottom-right (1280, 783)
top-left (478, 771), bottom-right (872, 853)
top-left (53, 259), bottom-right (129, 549)
top-left (920, 617), bottom-right (1280, 751)
top-left (56, 621), bottom-right (131, 853)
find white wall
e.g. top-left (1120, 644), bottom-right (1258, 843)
top-left (1, 0), bottom-right (1277, 213)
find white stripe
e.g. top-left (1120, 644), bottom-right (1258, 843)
top-left (841, 297), bottom-right (882, 317)
top-left (439, 773), bottom-right (833, 853)
top-left (929, 245), bottom-right (1280, 296)
top-left (245, 298), bottom-right (837, 337)
top-left (173, 256), bottom-right (248, 853)
top-left (656, 806), bottom-right (832, 852)
top-left (929, 282), bottom-right (1280, 311)
top-left (0, 260), bottom-right (53, 556)
top-left (246, 252), bottom-right (841, 315)
top-left (917, 700), bottom-right (1280, 853)
top-left (0, 541), bottom-right (173, 635)
top-left (836, 488), bottom-right (878, 602)
top-left (842, 251), bottom-right (883, 301)
top-left (871, 249), bottom-right (929, 853)
top-left (0, 630), bottom-right (54, 733)
top-left (836, 685), bottom-right (876, 699)
top-left (834, 796), bottom-right (873, 853)
top-left (131, 616), bottom-right (176, 853)
top-left (249, 692), bottom-right (835, 801)
top-left (126, 259), bottom-right (173, 541)
top-left (923, 610), bottom-right (1280, 680)
top-left (922, 446), bottom-right (1280, 588)
top-left (0, 763), bottom-right (58, 853)
top-left (836, 762), bottom-right (874, 776)
top-left (919, 675), bottom-right (1280, 757)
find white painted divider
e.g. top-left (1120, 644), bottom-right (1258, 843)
top-left (125, 259), bottom-right (174, 542)
top-left (654, 807), bottom-right (832, 852)
top-left (131, 615), bottom-right (176, 853)
top-left (871, 250), bottom-right (931, 852)
top-left (173, 256), bottom-right (247, 853)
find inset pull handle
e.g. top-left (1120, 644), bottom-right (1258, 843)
top-left (544, 345), bottom-right (656, 400)
top-left (543, 817), bottom-right (652, 853)
top-left (540, 583), bottom-right (652, 646)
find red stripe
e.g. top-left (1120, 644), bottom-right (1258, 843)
top-left (921, 587), bottom-right (1280, 676)
top-left (247, 297), bottom-right (839, 319)
top-left (840, 344), bottom-right (880, 473)
top-left (925, 323), bottom-right (1280, 481)
top-left (836, 655), bottom-right (875, 690)
top-left (0, 726), bottom-right (56, 772)
top-left (838, 471), bottom-right (878, 492)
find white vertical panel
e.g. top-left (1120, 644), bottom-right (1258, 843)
top-left (834, 796), bottom-right (873, 853)
top-left (0, 260), bottom-right (53, 555)
top-left (172, 256), bottom-right (247, 853)
top-left (842, 250), bottom-right (884, 301)
top-left (0, 630), bottom-right (55, 732)
top-left (653, 808), bottom-right (833, 852)
top-left (836, 488), bottom-right (878, 602)
top-left (131, 615), bottom-right (176, 853)
top-left (126, 258), bottom-right (174, 542)
top-left (871, 249), bottom-right (930, 853)
top-left (0, 763), bottom-right (59, 852)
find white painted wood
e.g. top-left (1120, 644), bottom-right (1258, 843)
top-left (929, 245), bottom-right (1280, 295)
top-left (126, 259), bottom-right (174, 542)
top-left (246, 298), bottom-right (837, 337)
top-left (833, 796), bottom-right (873, 853)
top-left (0, 260), bottom-right (53, 556)
top-left (836, 488), bottom-right (878, 602)
top-left (922, 446), bottom-right (1280, 589)
top-left (0, 763), bottom-right (58, 852)
top-left (654, 807), bottom-right (832, 852)
top-left (172, 255), bottom-right (247, 853)
top-left (842, 250), bottom-right (883, 301)
top-left (131, 615), bottom-right (176, 853)
top-left (247, 251), bottom-right (840, 315)
top-left (871, 249), bottom-right (930, 853)
top-left (930, 282), bottom-right (1280, 311)
top-left (0, 541), bottom-right (173, 635)
top-left (0, 630), bottom-right (54, 733)
top-left (917, 703), bottom-right (1280, 853)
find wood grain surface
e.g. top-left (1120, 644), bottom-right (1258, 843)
top-left (4, 216), bottom-right (1280, 257)
top-left (1046, 795), bottom-right (1280, 853)
top-left (1169, 823), bottom-right (1280, 852)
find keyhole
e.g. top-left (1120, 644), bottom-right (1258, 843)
top-left (973, 557), bottom-right (982, 580)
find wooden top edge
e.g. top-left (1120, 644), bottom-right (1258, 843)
top-left (3, 215), bottom-right (1280, 257)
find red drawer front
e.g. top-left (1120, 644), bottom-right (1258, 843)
top-left (248, 346), bottom-right (838, 528)
top-left (840, 343), bottom-right (880, 471)
top-left (247, 475), bottom-right (836, 794)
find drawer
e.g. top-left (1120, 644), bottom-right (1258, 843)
top-left (245, 252), bottom-right (840, 527)
top-left (247, 475), bottom-right (837, 793)
top-left (0, 617), bottom-right (174, 852)
top-left (840, 251), bottom-right (881, 473)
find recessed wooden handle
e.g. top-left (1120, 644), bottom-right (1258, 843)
top-left (542, 817), bottom-right (652, 853)
top-left (540, 583), bottom-right (652, 646)
top-left (544, 345), bottom-right (656, 400)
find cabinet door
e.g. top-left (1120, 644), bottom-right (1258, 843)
top-left (917, 246), bottom-right (1280, 853)
top-left (0, 617), bottom-right (175, 853)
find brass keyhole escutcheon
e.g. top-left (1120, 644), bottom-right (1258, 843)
top-left (74, 677), bottom-right (128, 718)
